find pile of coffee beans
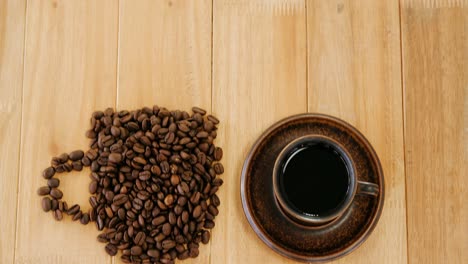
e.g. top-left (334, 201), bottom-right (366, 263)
top-left (37, 106), bottom-right (224, 264)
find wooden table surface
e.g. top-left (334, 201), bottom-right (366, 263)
top-left (1, 0), bottom-right (466, 263)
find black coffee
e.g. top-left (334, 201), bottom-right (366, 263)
top-left (278, 142), bottom-right (350, 216)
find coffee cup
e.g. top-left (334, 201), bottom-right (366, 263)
top-left (273, 135), bottom-right (379, 226)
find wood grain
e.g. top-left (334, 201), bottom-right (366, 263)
top-left (15, 1), bottom-right (118, 263)
top-left (306, 1), bottom-right (407, 263)
top-left (401, 1), bottom-right (468, 263)
top-left (118, 0), bottom-right (212, 111)
top-left (211, 0), bottom-right (306, 263)
top-left (117, 0), bottom-right (212, 263)
top-left (0, 0), bottom-right (26, 263)
top-left (1, 1), bottom-right (467, 263)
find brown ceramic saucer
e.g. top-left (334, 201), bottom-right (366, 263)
top-left (241, 113), bottom-right (384, 262)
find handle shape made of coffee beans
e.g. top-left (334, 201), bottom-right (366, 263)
top-left (357, 181), bottom-right (379, 196)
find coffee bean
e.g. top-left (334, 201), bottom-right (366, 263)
top-left (49, 188), bottom-right (63, 199)
top-left (162, 239), bottom-right (176, 249)
top-left (190, 192), bottom-right (201, 205)
top-left (58, 201), bottom-right (64, 211)
top-left (89, 180), bottom-right (98, 194)
top-left (191, 107), bottom-right (206, 115)
top-left (213, 163), bottom-right (224, 174)
top-left (196, 131), bottom-right (209, 139)
top-left (152, 215), bottom-right (166, 226)
top-left (53, 209), bottom-right (63, 221)
top-left (96, 215), bottom-right (104, 230)
top-left (72, 161), bottom-right (83, 171)
top-left (134, 231), bottom-right (146, 246)
top-left (81, 213), bottom-right (90, 225)
top-left (147, 249), bottom-right (160, 258)
top-left (113, 194), bottom-right (128, 206)
top-left (69, 150), bottom-right (84, 161)
top-left (41, 197), bottom-right (52, 212)
top-left (51, 199), bottom-right (58, 210)
top-left (192, 205), bottom-right (202, 219)
top-left (47, 178), bottom-right (60, 188)
top-left (108, 153), bottom-right (122, 163)
top-left (57, 153), bottom-right (69, 163)
top-left (133, 156), bottom-right (147, 165)
top-left (204, 220), bottom-right (215, 229)
top-left (168, 212), bottom-right (177, 225)
top-left (189, 247), bottom-right (199, 258)
top-left (105, 243), bottom-right (118, 256)
top-left (178, 250), bottom-right (189, 260)
top-left (201, 230), bottom-right (210, 244)
top-left (67, 204), bottom-right (80, 215)
top-left (131, 245), bottom-right (142, 256)
top-left (37, 186), bottom-right (50, 196)
top-left (214, 147), bottom-right (223, 161)
top-left (42, 167), bottom-right (55, 179)
top-left (162, 223), bottom-right (172, 236)
top-left (164, 194), bottom-right (174, 206)
top-left (38, 106), bottom-right (224, 263)
top-left (139, 171), bottom-right (151, 181)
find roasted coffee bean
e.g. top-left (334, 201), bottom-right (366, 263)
top-left (57, 153), bottom-right (69, 163)
top-left (81, 213), bottom-right (90, 225)
top-left (37, 186), bottom-right (50, 196)
top-left (189, 247), bottom-right (199, 258)
top-left (51, 199), bottom-right (58, 210)
top-left (53, 209), bottom-right (63, 221)
top-left (214, 147), bottom-right (223, 161)
top-left (41, 197), bottom-right (52, 212)
top-left (204, 220), bottom-right (215, 229)
top-left (201, 230), bottom-right (210, 244)
top-left (207, 115), bottom-right (219, 124)
top-left (134, 231), bottom-right (146, 246)
top-left (105, 243), bottom-right (118, 256)
top-left (67, 204), bottom-right (80, 215)
top-left (47, 178), bottom-right (60, 188)
top-left (63, 202), bottom-right (69, 212)
top-left (109, 153), bottom-right (122, 163)
top-left (38, 106), bottom-right (224, 263)
top-left (139, 171), bottom-right (151, 181)
top-left (72, 161), bottom-right (83, 171)
top-left (164, 194), bottom-right (174, 206)
top-left (178, 250), bottom-right (190, 260)
top-left (42, 167), bottom-right (55, 179)
top-left (131, 245), bottom-right (142, 256)
top-left (58, 201), bottom-right (64, 211)
top-left (96, 215), bottom-right (105, 230)
top-left (192, 205), bottom-right (202, 219)
top-left (69, 150), bottom-right (84, 161)
top-left (152, 215), bottom-right (166, 226)
top-left (162, 239), bottom-right (176, 249)
top-left (50, 188), bottom-right (63, 199)
top-left (192, 107), bottom-right (206, 115)
top-left (89, 180), bottom-right (98, 194)
top-left (147, 249), bottom-right (160, 258)
top-left (208, 205), bottom-right (219, 216)
top-left (113, 194), bottom-right (128, 206)
top-left (213, 163), bottom-right (224, 174)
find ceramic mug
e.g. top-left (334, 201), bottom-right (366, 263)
top-left (273, 135), bottom-right (379, 226)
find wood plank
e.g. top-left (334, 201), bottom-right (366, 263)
top-left (306, 1), bottom-right (407, 263)
top-left (401, 1), bottom-right (468, 263)
top-left (212, 1), bottom-right (307, 263)
top-left (15, 1), bottom-right (118, 263)
top-left (118, 0), bottom-right (212, 111)
top-left (0, 0), bottom-right (26, 263)
top-left (117, 1), bottom-right (212, 263)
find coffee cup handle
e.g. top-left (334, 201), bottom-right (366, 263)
top-left (357, 181), bottom-right (379, 197)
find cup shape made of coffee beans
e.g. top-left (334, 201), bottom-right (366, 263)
top-left (37, 106), bottom-right (224, 264)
